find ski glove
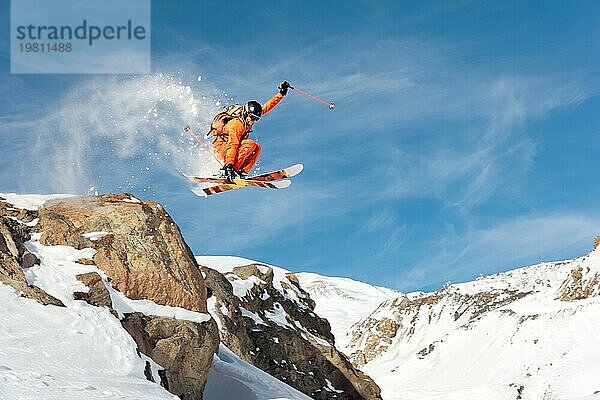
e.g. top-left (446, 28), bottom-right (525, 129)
top-left (279, 81), bottom-right (293, 96)
top-left (222, 163), bottom-right (237, 183)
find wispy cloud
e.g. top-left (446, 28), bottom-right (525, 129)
top-left (355, 209), bottom-right (408, 254)
top-left (201, 35), bottom-right (597, 212)
top-left (355, 72), bottom-right (591, 207)
top-left (395, 212), bottom-right (600, 291)
top-left (179, 184), bottom-right (337, 254)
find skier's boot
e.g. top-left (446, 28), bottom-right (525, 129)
top-left (222, 163), bottom-right (237, 183)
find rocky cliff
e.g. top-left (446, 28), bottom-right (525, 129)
top-left (197, 256), bottom-right (382, 400)
top-left (38, 193), bottom-right (209, 313)
top-left (0, 193), bottom-right (219, 400)
top-left (0, 199), bottom-right (63, 306)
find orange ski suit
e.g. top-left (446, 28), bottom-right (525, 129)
top-left (213, 92), bottom-right (284, 174)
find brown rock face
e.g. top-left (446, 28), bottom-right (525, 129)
top-left (73, 272), bottom-right (113, 309)
top-left (38, 194), bottom-right (208, 313)
top-left (349, 288), bottom-right (529, 367)
top-left (3, 195), bottom-right (220, 400)
top-left (33, 194), bottom-right (219, 399)
top-left (557, 267), bottom-right (600, 301)
top-left (0, 197), bottom-right (37, 223)
top-left (0, 215), bottom-right (63, 306)
top-left (201, 264), bottom-right (382, 400)
top-left (121, 312), bottom-right (219, 400)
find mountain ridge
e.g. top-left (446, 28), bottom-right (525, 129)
top-left (299, 244), bottom-right (600, 400)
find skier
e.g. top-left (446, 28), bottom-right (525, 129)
top-left (184, 82), bottom-right (333, 196)
top-left (209, 81), bottom-right (292, 182)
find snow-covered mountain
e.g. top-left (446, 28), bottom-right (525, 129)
top-left (301, 247), bottom-right (600, 400)
top-left (4, 192), bottom-right (600, 400)
top-left (211, 250), bottom-right (600, 400)
top-left (296, 272), bottom-right (400, 352)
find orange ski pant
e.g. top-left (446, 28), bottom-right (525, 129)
top-left (214, 139), bottom-right (261, 174)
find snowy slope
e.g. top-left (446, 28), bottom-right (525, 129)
top-left (205, 345), bottom-right (312, 400)
top-left (296, 272), bottom-right (401, 352)
top-left (0, 278), bottom-right (310, 400)
top-left (347, 249), bottom-right (600, 400)
top-left (0, 280), bottom-right (176, 400)
top-left (8, 194), bottom-right (598, 399)
top-left (0, 193), bottom-right (175, 400)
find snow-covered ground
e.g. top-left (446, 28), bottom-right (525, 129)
top-left (6, 193), bottom-right (599, 400)
top-left (0, 280), bottom-right (177, 400)
top-left (205, 345), bottom-right (311, 400)
top-left (0, 277), bottom-right (311, 400)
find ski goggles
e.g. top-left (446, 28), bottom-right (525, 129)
top-left (248, 113), bottom-right (261, 122)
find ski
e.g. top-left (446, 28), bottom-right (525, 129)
top-left (243, 163), bottom-right (303, 181)
top-left (185, 163), bottom-right (303, 184)
top-left (186, 164), bottom-right (302, 197)
top-left (188, 177), bottom-right (288, 188)
top-left (193, 179), bottom-right (291, 197)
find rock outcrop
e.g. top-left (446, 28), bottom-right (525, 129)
top-left (0, 197), bottom-right (37, 222)
top-left (557, 266), bottom-right (600, 301)
top-left (0, 207), bottom-right (63, 306)
top-left (122, 312), bottom-right (219, 399)
top-left (201, 262), bottom-right (382, 400)
top-left (73, 271), bottom-right (113, 309)
top-left (347, 287), bottom-right (529, 367)
top-left (2, 194), bottom-right (220, 400)
top-left (35, 194), bottom-right (220, 400)
top-left (556, 241), bottom-right (600, 301)
top-left (38, 193), bottom-right (208, 313)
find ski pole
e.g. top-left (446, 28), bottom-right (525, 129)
top-left (183, 126), bottom-right (224, 166)
top-left (291, 87), bottom-right (335, 110)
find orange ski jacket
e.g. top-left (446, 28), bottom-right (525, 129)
top-left (220, 92), bottom-right (284, 165)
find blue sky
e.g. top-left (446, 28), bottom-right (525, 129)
top-left (1, 1), bottom-right (599, 292)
